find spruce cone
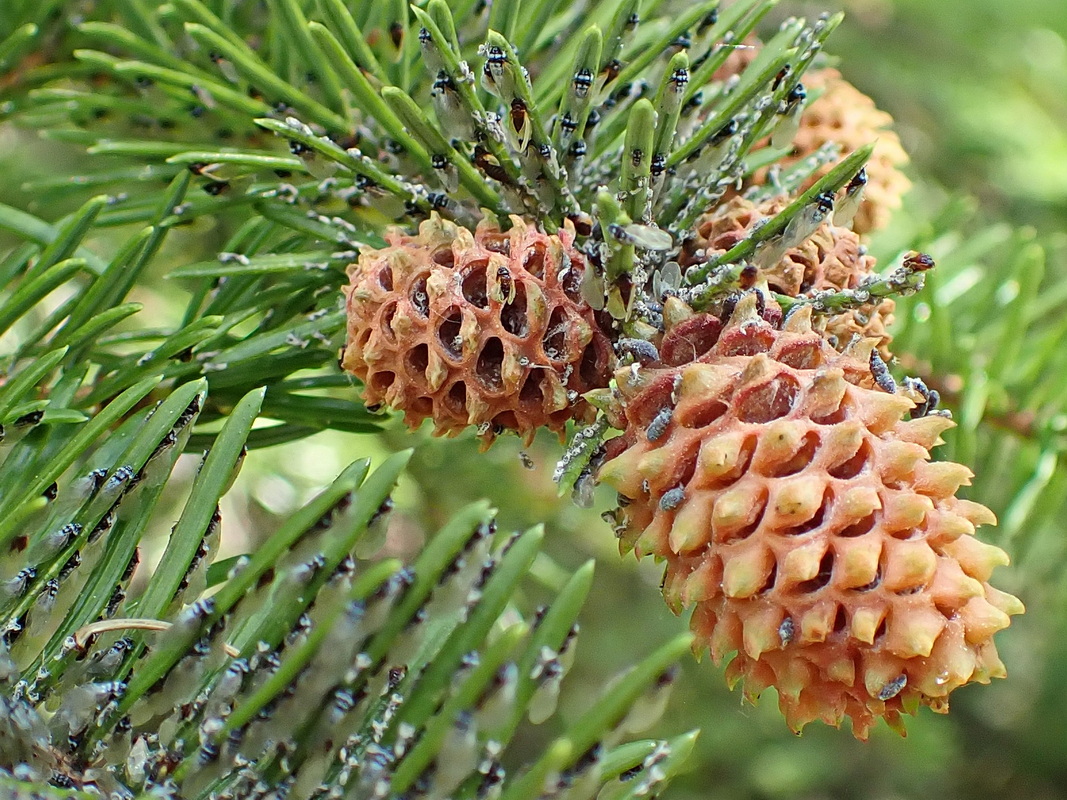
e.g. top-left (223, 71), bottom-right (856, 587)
top-left (342, 214), bottom-right (613, 445)
top-left (597, 295), bottom-right (1022, 738)
top-left (682, 195), bottom-right (895, 353)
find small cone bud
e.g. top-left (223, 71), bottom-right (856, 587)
top-left (705, 61), bottom-right (911, 235)
top-left (792, 69), bottom-right (912, 235)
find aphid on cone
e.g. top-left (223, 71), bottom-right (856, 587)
top-left (342, 214), bottom-right (613, 445)
top-left (596, 294), bottom-right (1022, 738)
top-left (682, 195), bottom-right (895, 356)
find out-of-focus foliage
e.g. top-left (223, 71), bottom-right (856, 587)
top-left (829, 0), bottom-right (1067, 232)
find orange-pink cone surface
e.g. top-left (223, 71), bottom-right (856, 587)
top-left (342, 214), bottom-right (613, 445)
top-left (598, 295), bottom-right (1022, 738)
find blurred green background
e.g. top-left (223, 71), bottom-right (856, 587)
top-left (3, 0), bottom-right (1067, 798)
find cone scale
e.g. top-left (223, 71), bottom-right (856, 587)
top-left (598, 295), bottom-right (1022, 738)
